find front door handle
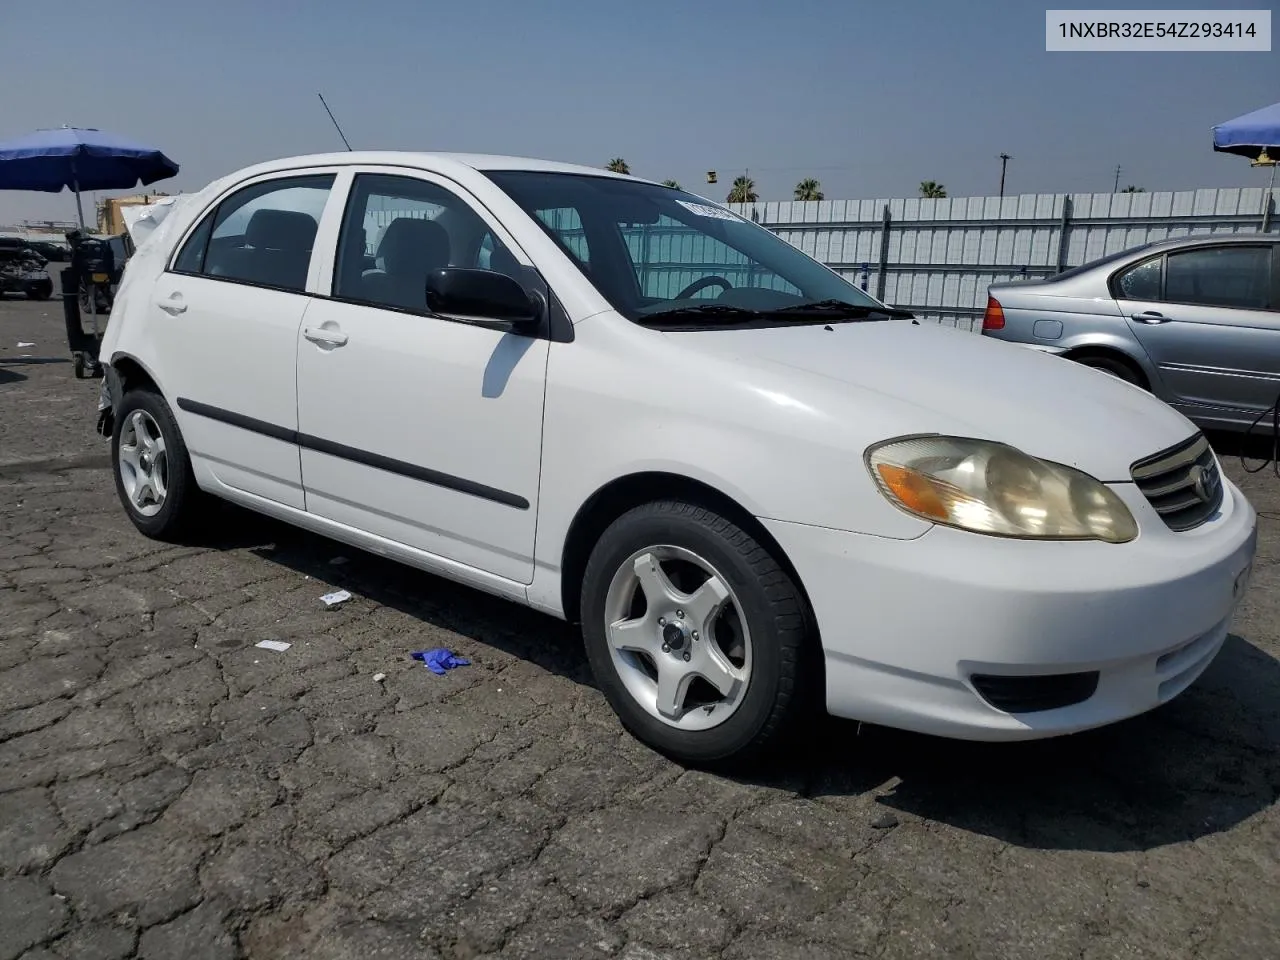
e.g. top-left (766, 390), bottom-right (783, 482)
top-left (303, 326), bottom-right (348, 347)
top-left (1131, 311), bottom-right (1169, 324)
top-left (157, 294), bottom-right (187, 315)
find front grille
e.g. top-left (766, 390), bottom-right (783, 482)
top-left (971, 672), bottom-right (1100, 713)
top-left (1130, 433), bottom-right (1223, 532)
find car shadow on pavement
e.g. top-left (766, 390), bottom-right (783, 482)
top-left (197, 500), bottom-right (1278, 856)
top-left (0, 367), bottom-right (28, 385)
top-left (799, 633), bottom-right (1279, 852)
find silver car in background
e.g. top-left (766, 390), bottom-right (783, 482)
top-left (981, 234), bottom-right (1280, 431)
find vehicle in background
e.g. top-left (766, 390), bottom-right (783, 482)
top-left (982, 235), bottom-right (1280, 431)
top-left (0, 236), bottom-right (48, 264)
top-left (24, 238), bottom-right (71, 262)
top-left (0, 244), bottom-right (53, 299)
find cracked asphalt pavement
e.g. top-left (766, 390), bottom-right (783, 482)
top-left (2, 297), bottom-right (1279, 959)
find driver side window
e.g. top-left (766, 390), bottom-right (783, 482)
top-left (621, 213), bottom-right (800, 300)
top-left (332, 174), bottom-right (521, 314)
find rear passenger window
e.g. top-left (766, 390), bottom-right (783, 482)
top-left (1116, 257), bottom-right (1162, 300)
top-left (173, 175), bottom-right (334, 293)
top-left (1164, 246), bottom-right (1271, 310)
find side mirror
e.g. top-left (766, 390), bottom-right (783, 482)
top-left (426, 267), bottom-right (541, 331)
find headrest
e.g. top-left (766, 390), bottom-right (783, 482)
top-left (246, 209), bottom-right (319, 251)
top-left (377, 217), bottom-right (450, 275)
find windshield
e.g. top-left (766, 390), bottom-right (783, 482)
top-left (482, 170), bottom-right (889, 326)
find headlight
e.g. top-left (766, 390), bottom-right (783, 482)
top-left (866, 435), bottom-right (1137, 543)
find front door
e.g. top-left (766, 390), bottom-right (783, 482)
top-left (150, 173), bottom-right (337, 509)
top-left (295, 171), bottom-right (550, 583)
top-left (1114, 242), bottom-right (1280, 416)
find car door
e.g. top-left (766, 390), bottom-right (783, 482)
top-left (1113, 242), bottom-right (1280, 415)
top-left (295, 170), bottom-right (551, 583)
top-left (150, 172), bottom-right (337, 509)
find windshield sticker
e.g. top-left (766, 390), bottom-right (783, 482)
top-left (676, 200), bottom-right (740, 222)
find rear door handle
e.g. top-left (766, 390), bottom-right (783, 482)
top-left (1131, 311), bottom-right (1169, 324)
top-left (303, 326), bottom-right (348, 347)
top-left (157, 294), bottom-right (187, 315)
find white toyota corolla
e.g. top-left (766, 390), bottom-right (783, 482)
top-left (96, 152), bottom-right (1258, 764)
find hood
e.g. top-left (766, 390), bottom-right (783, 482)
top-left (674, 319), bottom-right (1197, 482)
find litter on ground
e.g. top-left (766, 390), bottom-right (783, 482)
top-left (373, 673), bottom-right (387, 683)
top-left (255, 640), bottom-right (292, 653)
top-left (411, 648), bottom-right (471, 675)
top-left (17, 341), bottom-right (35, 348)
top-left (321, 589), bottom-right (352, 607)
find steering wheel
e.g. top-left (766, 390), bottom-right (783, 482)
top-left (674, 276), bottom-right (732, 300)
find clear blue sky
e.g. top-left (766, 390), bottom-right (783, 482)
top-left (1, 0), bottom-right (1275, 224)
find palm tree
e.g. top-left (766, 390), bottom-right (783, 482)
top-left (726, 175), bottom-right (758, 204)
top-left (661, 179), bottom-right (682, 190)
top-left (606, 158), bottom-right (630, 175)
top-left (794, 178), bottom-right (823, 201)
top-left (1122, 185), bottom-right (1146, 193)
top-left (919, 181), bottom-right (947, 198)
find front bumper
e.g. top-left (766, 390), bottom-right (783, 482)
top-left (761, 478), bottom-right (1258, 741)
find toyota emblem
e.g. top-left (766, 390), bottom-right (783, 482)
top-left (1187, 464), bottom-right (1218, 504)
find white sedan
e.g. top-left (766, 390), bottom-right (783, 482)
top-left (96, 152), bottom-right (1258, 765)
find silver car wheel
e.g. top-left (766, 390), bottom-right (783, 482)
top-left (117, 410), bottom-right (169, 518)
top-left (603, 545), bottom-right (752, 731)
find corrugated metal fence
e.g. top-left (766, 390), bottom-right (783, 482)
top-left (730, 187), bottom-right (1276, 331)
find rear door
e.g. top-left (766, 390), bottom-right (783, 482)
top-left (1114, 242), bottom-right (1280, 415)
top-left (150, 171), bottom-right (338, 509)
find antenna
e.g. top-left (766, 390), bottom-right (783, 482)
top-left (317, 92), bottom-right (353, 151)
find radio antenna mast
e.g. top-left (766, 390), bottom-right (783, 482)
top-left (317, 92), bottom-right (353, 151)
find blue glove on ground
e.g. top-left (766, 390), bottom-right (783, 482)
top-left (410, 648), bottom-right (471, 675)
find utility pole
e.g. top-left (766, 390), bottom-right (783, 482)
top-left (998, 154), bottom-right (1012, 198)
top-left (1113, 164), bottom-right (1122, 193)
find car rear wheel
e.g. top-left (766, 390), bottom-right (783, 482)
top-left (112, 388), bottom-right (204, 541)
top-left (580, 499), bottom-right (814, 766)
top-left (1074, 353), bottom-right (1145, 387)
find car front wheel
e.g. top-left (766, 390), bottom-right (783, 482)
top-left (112, 388), bottom-right (204, 541)
top-left (580, 499), bottom-right (814, 767)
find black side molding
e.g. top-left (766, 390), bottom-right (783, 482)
top-left (175, 398), bottom-right (529, 510)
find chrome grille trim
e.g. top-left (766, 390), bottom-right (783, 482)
top-left (1130, 433), bottom-right (1223, 532)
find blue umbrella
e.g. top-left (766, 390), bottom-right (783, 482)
top-left (1212, 101), bottom-right (1280, 160)
top-left (0, 126), bottom-right (179, 228)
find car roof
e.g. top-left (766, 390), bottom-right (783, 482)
top-left (1140, 233), bottom-right (1279, 251)
top-left (221, 151), bottom-right (657, 186)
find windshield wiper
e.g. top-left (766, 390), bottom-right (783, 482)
top-left (759, 299), bottom-right (916, 320)
top-left (636, 299), bottom-right (914, 327)
top-left (634, 304), bottom-right (770, 326)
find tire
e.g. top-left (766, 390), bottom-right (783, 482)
top-left (1074, 353), bottom-right (1144, 387)
top-left (111, 388), bottom-right (204, 541)
top-left (580, 499), bottom-right (815, 767)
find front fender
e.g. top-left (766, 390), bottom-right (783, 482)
top-left (532, 321), bottom-right (934, 585)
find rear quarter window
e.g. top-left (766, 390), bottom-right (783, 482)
top-left (1115, 256), bottom-right (1162, 300)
